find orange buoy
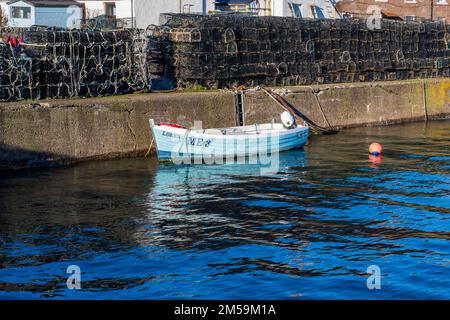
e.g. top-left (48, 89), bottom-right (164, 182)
top-left (369, 154), bottom-right (382, 165)
top-left (369, 142), bottom-right (383, 156)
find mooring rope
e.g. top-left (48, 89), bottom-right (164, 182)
top-left (144, 137), bottom-right (155, 157)
top-left (261, 87), bottom-right (338, 135)
top-left (308, 86), bottom-right (333, 129)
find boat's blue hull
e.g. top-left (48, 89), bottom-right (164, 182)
top-left (150, 121), bottom-right (309, 162)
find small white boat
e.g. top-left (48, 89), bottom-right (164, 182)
top-left (149, 113), bottom-right (309, 163)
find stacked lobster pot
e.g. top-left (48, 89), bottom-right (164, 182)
top-left (1, 15), bottom-right (449, 100)
top-left (146, 24), bottom-right (175, 85)
top-left (0, 42), bottom-right (42, 101)
top-left (152, 14), bottom-right (450, 89)
top-left (0, 28), bottom-right (150, 102)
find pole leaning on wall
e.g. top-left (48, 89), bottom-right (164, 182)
top-left (131, 0), bottom-right (134, 28)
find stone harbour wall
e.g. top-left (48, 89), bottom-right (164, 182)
top-left (0, 78), bottom-right (449, 169)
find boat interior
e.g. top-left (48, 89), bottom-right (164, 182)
top-left (206, 123), bottom-right (302, 135)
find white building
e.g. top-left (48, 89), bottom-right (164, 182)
top-left (78, 0), bottom-right (133, 20)
top-left (220, 0), bottom-right (340, 19)
top-left (79, 1), bottom-right (215, 28)
top-left (6, 0), bottom-right (83, 28)
top-left (2, 0), bottom-right (339, 29)
top-left (272, 0), bottom-right (340, 19)
top-left (133, 0), bottom-right (214, 28)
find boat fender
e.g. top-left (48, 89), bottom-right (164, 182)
top-left (369, 142), bottom-right (383, 156)
top-left (281, 111), bottom-right (295, 128)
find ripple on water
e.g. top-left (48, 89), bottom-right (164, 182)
top-left (0, 121), bottom-right (449, 299)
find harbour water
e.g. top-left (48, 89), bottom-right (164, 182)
top-left (0, 121), bottom-right (449, 299)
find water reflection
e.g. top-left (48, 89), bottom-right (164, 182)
top-left (137, 151), bottom-right (309, 250)
top-left (0, 121), bottom-right (449, 299)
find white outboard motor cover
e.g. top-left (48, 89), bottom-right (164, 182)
top-left (281, 111), bottom-right (295, 128)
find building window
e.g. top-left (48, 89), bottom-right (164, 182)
top-left (230, 3), bottom-right (248, 12)
top-left (104, 2), bottom-right (116, 17)
top-left (311, 6), bottom-right (326, 19)
top-left (375, 0), bottom-right (388, 2)
top-left (404, 0), bottom-right (417, 3)
top-left (11, 6), bottom-right (31, 19)
top-left (437, 17), bottom-right (446, 22)
top-left (436, 0), bottom-right (448, 4)
top-left (183, 4), bottom-right (194, 13)
top-left (405, 15), bottom-right (416, 22)
top-left (292, 4), bottom-right (302, 17)
top-left (229, 1), bottom-right (258, 13)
